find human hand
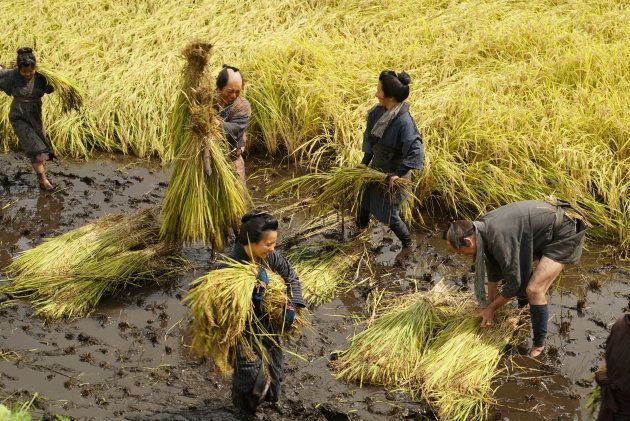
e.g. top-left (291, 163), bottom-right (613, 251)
top-left (387, 175), bottom-right (399, 188)
top-left (479, 307), bottom-right (494, 328)
top-left (284, 304), bottom-right (296, 324)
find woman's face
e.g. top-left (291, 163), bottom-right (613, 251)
top-left (248, 230), bottom-right (278, 260)
top-left (375, 81), bottom-right (386, 106)
top-left (19, 66), bottom-right (35, 81)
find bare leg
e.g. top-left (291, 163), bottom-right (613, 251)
top-left (32, 162), bottom-right (53, 191)
top-left (526, 256), bottom-right (565, 357)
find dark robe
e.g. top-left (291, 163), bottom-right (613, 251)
top-left (216, 96), bottom-right (251, 152)
top-left (597, 314), bottom-right (630, 421)
top-left (475, 200), bottom-right (587, 298)
top-left (359, 103), bottom-right (424, 225)
top-left (221, 243), bottom-right (305, 412)
top-left (0, 68), bottom-right (55, 161)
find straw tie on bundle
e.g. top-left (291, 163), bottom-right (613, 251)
top-left (160, 42), bottom-right (249, 250)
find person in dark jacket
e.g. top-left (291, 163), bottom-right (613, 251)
top-left (595, 314), bottom-right (630, 421)
top-left (445, 199), bottom-right (587, 357)
top-left (213, 64), bottom-right (251, 184)
top-left (0, 48), bottom-right (55, 190)
top-left (223, 210), bottom-right (306, 413)
top-left (357, 70), bottom-right (424, 250)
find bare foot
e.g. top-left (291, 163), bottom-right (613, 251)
top-left (529, 346), bottom-right (545, 358)
top-left (38, 174), bottom-right (53, 191)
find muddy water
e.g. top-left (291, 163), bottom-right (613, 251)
top-left (0, 152), bottom-right (628, 420)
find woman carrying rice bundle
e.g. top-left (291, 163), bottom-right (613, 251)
top-left (356, 70), bottom-right (424, 251)
top-left (223, 210), bottom-right (306, 414)
top-left (0, 48), bottom-right (56, 190)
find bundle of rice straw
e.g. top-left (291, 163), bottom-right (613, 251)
top-left (334, 282), bottom-right (521, 421)
top-left (267, 166), bottom-right (415, 219)
top-left (160, 42), bottom-right (248, 250)
top-left (1, 209), bottom-right (180, 319)
top-left (186, 259), bottom-right (307, 374)
top-left (37, 65), bottom-right (84, 113)
top-left (286, 236), bottom-right (368, 307)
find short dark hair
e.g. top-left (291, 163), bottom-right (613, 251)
top-left (216, 64), bottom-right (242, 89)
top-left (444, 220), bottom-right (475, 249)
top-left (379, 70), bottom-right (411, 102)
top-left (238, 209), bottom-right (278, 245)
top-left (16, 47), bottom-right (36, 69)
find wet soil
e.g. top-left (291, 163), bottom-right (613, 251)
top-left (0, 152), bottom-right (628, 420)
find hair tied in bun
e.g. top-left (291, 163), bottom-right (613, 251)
top-left (397, 71), bottom-right (411, 86)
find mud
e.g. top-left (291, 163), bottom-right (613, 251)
top-left (0, 152), bottom-right (628, 420)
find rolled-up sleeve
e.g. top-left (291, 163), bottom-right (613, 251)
top-left (266, 251), bottom-right (306, 308)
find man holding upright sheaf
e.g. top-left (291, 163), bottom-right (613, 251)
top-left (213, 64), bottom-right (251, 183)
top-left (444, 199), bottom-right (587, 357)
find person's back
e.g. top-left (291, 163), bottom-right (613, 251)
top-left (597, 314), bottom-right (630, 420)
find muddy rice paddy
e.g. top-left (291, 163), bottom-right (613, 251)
top-left (0, 153), bottom-right (628, 420)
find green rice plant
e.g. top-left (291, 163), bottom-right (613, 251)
top-left (1, 209), bottom-right (180, 319)
top-left (585, 384), bottom-right (601, 417)
top-left (159, 42), bottom-right (249, 250)
top-left (268, 166), bottom-right (417, 222)
top-left (334, 293), bottom-right (443, 390)
top-left (186, 259), bottom-right (307, 373)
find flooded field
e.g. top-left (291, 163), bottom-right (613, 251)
top-left (0, 153), bottom-right (628, 420)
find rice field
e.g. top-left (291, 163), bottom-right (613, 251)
top-left (0, 0), bottom-right (627, 251)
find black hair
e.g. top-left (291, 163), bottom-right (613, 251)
top-left (444, 220), bottom-right (475, 249)
top-left (216, 64), bottom-right (242, 89)
top-left (16, 47), bottom-right (36, 69)
top-left (238, 209), bottom-right (278, 245)
top-left (379, 70), bottom-right (411, 102)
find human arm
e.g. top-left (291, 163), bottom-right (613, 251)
top-left (479, 293), bottom-right (511, 327)
top-left (0, 68), bottom-right (13, 95)
top-left (266, 251), bottom-right (306, 308)
top-left (392, 118), bottom-right (424, 178)
top-left (219, 98), bottom-right (250, 149)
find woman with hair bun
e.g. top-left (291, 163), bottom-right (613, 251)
top-left (222, 209), bottom-right (306, 414)
top-left (0, 47), bottom-right (56, 190)
top-left (356, 70), bottom-right (424, 250)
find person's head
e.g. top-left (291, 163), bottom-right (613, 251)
top-left (376, 70), bottom-right (411, 108)
top-left (215, 64), bottom-right (243, 106)
top-left (16, 47), bottom-right (36, 81)
top-left (444, 220), bottom-right (477, 255)
top-left (238, 210), bottom-right (279, 260)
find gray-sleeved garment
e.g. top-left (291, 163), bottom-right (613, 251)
top-left (0, 68), bottom-right (54, 159)
top-left (216, 96), bottom-right (251, 151)
top-left (475, 200), bottom-right (586, 298)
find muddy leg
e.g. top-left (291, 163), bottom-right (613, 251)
top-left (526, 256), bottom-right (565, 357)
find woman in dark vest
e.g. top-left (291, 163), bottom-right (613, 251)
top-left (356, 70), bottom-right (424, 250)
top-left (0, 48), bottom-right (55, 190)
top-left (222, 210), bottom-right (306, 414)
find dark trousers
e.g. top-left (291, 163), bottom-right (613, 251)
top-left (356, 197), bottom-right (411, 247)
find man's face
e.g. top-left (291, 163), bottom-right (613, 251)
top-left (447, 236), bottom-right (477, 255)
top-left (217, 71), bottom-right (242, 106)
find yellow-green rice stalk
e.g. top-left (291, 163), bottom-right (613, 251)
top-left (334, 293), bottom-right (443, 390)
top-left (186, 259), bottom-right (307, 373)
top-left (268, 166), bottom-right (417, 221)
top-left (159, 42), bottom-right (249, 249)
top-left (1, 209), bottom-right (180, 319)
top-left (418, 314), bottom-right (519, 421)
top-left (186, 259), bottom-right (258, 374)
top-left (36, 65), bottom-right (84, 113)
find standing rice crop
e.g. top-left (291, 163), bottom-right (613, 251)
top-left (159, 42), bottom-right (249, 249)
top-left (1, 209), bottom-right (180, 319)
